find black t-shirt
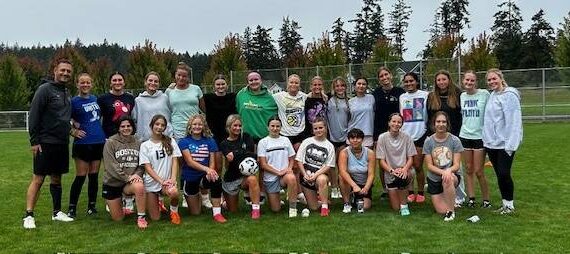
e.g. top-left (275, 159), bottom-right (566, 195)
top-left (220, 133), bottom-right (255, 181)
top-left (204, 93), bottom-right (237, 145)
top-left (372, 86), bottom-right (405, 139)
top-left (427, 92), bottom-right (462, 136)
top-left (97, 92), bottom-right (135, 138)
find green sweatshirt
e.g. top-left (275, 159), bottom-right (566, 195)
top-left (236, 86), bottom-right (278, 140)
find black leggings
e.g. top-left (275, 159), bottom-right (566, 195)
top-left (486, 148), bottom-right (516, 201)
top-left (183, 175), bottom-right (222, 198)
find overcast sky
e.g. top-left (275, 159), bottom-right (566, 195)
top-left (1, 0), bottom-right (568, 60)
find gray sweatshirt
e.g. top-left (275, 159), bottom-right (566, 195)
top-left (132, 90), bottom-right (172, 141)
top-left (482, 87), bottom-right (523, 153)
top-left (28, 79), bottom-right (71, 145)
top-left (102, 134), bottom-right (143, 187)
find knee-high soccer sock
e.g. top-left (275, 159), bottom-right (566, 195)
top-left (50, 184), bottom-right (63, 215)
top-left (87, 173), bottom-right (99, 208)
top-left (68, 176), bottom-right (86, 210)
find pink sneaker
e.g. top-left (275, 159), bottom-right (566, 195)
top-left (407, 194), bottom-right (416, 203)
top-left (137, 217), bottom-right (148, 229)
top-left (415, 194), bottom-right (426, 203)
top-left (320, 207), bottom-right (329, 217)
top-left (251, 209), bottom-right (261, 220)
top-left (213, 214), bottom-right (227, 223)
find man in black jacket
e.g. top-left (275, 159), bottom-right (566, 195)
top-left (23, 59), bottom-right (75, 229)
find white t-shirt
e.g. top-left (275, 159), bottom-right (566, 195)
top-left (257, 136), bottom-right (295, 182)
top-left (139, 138), bottom-right (182, 192)
top-left (399, 90), bottom-right (429, 141)
top-left (295, 137), bottom-right (336, 172)
top-left (273, 91), bottom-right (307, 136)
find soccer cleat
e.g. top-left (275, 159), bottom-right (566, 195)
top-left (202, 198), bottom-right (213, 209)
top-left (454, 201), bottom-right (463, 208)
top-left (481, 200), bottom-right (492, 208)
top-left (320, 207), bottom-right (329, 217)
top-left (407, 194), bottom-right (416, 203)
top-left (158, 199), bottom-right (168, 213)
top-left (400, 207), bottom-right (411, 216)
top-left (67, 208), bottom-right (77, 219)
top-left (443, 211), bottom-right (455, 222)
top-left (213, 214), bottom-right (227, 223)
top-left (415, 194), bottom-right (425, 203)
top-left (137, 217), bottom-right (148, 229)
top-left (467, 199), bottom-right (476, 208)
top-left (289, 208), bottom-right (298, 218)
top-left (170, 211), bottom-right (181, 225)
top-left (301, 208), bottom-right (310, 217)
top-left (500, 207), bottom-right (515, 215)
top-left (342, 203), bottom-right (352, 214)
top-left (251, 209), bottom-right (261, 220)
top-left (52, 211), bottom-right (74, 222)
top-left (23, 216), bottom-right (36, 229)
top-left (86, 207), bottom-right (98, 216)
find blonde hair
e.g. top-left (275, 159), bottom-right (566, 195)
top-left (225, 114), bottom-right (242, 134)
top-left (176, 62), bottom-right (191, 74)
top-left (287, 74), bottom-right (301, 92)
top-left (486, 68), bottom-right (508, 88)
top-left (186, 114), bottom-right (213, 138)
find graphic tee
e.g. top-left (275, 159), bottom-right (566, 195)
top-left (423, 134), bottom-right (464, 182)
top-left (178, 136), bottom-right (218, 181)
top-left (97, 92), bottom-right (135, 138)
top-left (139, 138), bottom-right (182, 192)
top-left (399, 90), bottom-right (429, 141)
top-left (71, 95), bottom-right (105, 144)
top-left (460, 89), bottom-right (490, 140)
top-left (257, 136), bottom-right (295, 182)
top-left (273, 91), bottom-right (307, 136)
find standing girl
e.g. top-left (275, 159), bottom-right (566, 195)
top-left (236, 72), bottom-right (278, 142)
top-left (273, 74), bottom-right (307, 149)
top-left (326, 77), bottom-right (350, 199)
top-left (459, 71), bottom-right (491, 208)
top-left (132, 71), bottom-right (172, 142)
top-left (139, 115), bottom-right (182, 224)
top-left (348, 77), bottom-right (375, 148)
top-left (178, 114), bottom-right (227, 223)
top-left (67, 73), bottom-right (106, 218)
top-left (482, 68), bottom-right (523, 215)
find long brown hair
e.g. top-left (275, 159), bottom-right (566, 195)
top-left (428, 70), bottom-right (460, 110)
top-left (150, 114), bottom-right (173, 155)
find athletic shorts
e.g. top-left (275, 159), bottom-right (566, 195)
top-left (286, 133), bottom-right (306, 146)
top-left (427, 173), bottom-right (461, 195)
top-left (72, 143), bottom-right (104, 162)
top-left (460, 138), bottom-right (484, 150)
top-left (350, 183), bottom-right (373, 201)
top-left (264, 178), bottom-right (285, 194)
top-left (182, 175), bottom-right (222, 198)
top-left (102, 184), bottom-right (125, 200)
top-left (222, 177), bottom-right (244, 196)
top-left (385, 172), bottom-right (412, 190)
top-left (33, 143), bottom-right (69, 176)
top-left (413, 133), bottom-right (428, 147)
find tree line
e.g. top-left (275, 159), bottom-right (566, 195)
top-left (0, 0), bottom-right (569, 110)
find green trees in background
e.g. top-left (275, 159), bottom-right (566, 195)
top-left (203, 34), bottom-right (248, 88)
top-left (0, 54), bottom-right (29, 110)
top-left (126, 40), bottom-right (172, 91)
top-left (491, 0), bottom-right (524, 70)
top-left (462, 32), bottom-right (498, 72)
top-left (388, 0), bottom-right (412, 58)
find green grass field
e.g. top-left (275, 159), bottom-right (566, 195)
top-left (1, 123), bottom-right (569, 253)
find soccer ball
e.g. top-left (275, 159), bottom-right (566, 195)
top-left (239, 157), bottom-right (259, 176)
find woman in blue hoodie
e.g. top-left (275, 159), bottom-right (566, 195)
top-left (482, 68), bottom-right (523, 215)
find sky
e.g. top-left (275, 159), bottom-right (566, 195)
top-left (1, 0), bottom-right (569, 61)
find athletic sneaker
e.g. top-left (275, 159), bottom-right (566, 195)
top-left (137, 217), bottom-right (148, 229)
top-left (320, 207), bottom-right (329, 217)
top-left (124, 197), bottom-right (135, 213)
top-left (23, 216), bottom-right (36, 229)
top-left (243, 195), bottom-right (252, 206)
top-left (499, 206), bottom-right (515, 215)
top-left (331, 188), bottom-right (341, 199)
top-left (400, 207), bottom-right (411, 216)
top-left (251, 209), bottom-right (261, 219)
top-left (289, 208), bottom-right (298, 218)
top-left (407, 194), bottom-right (416, 203)
top-left (213, 214), bottom-right (227, 223)
top-left (301, 208), bottom-right (310, 217)
top-left (202, 198), bottom-right (213, 209)
top-left (342, 203), bottom-right (352, 214)
top-left (467, 199), bottom-right (476, 208)
top-left (86, 207), bottom-right (98, 216)
top-left (170, 211), bottom-right (181, 225)
top-left (443, 211), bottom-right (455, 222)
top-left (454, 201), bottom-right (463, 208)
top-left (52, 211), bottom-right (74, 222)
top-left (415, 194), bottom-right (425, 203)
top-left (158, 199), bottom-right (168, 213)
top-left (67, 208), bottom-right (77, 219)
top-left (481, 201), bottom-right (492, 208)
top-left (259, 195), bottom-right (266, 205)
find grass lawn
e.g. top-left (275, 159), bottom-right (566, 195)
top-left (1, 122), bottom-right (569, 253)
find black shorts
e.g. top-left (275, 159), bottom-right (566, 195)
top-left (286, 133), bottom-right (306, 146)
top-left (72, 143), bottom-right (104, 162)
top-left (102, 184), bottom-right (125, 200)
top-left (182, 175), bottom-right (222, 198)
top-left (330, 140), bottom-right (347, 149)
top-left (460, 138), bottom-right (484, 150)
top-left (386, 176), bottom-right (411, 190)
top-left (427, 173), bottom-right (461, 195)
top-left (413, 133), bottom-right (428, 147)
top-left (33, 143), bottom-right (69, 176)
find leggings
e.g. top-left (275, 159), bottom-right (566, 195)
top-left (486, 148), bottom-right (516, 201)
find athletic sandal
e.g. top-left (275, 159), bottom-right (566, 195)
top-left (213, 214), bottom-right (227, 223)
top-left (170, 211), bottom-right (181, 225)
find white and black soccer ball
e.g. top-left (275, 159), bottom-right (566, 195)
top-left (239, 157), bottom-right (259, 176)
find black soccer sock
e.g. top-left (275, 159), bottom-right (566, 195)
top-left (418, 191), bottom-right (424, 195)
top-left (87, 173), bottom-right (99, 207)
top-left (69, 176), bottom-right (86, 208)
top-left (25, 211), bottom-right (34, 217)
top-left (408, 190), bottom-right (415, 195)
top-left (50, 184), bottom-right (63, 214)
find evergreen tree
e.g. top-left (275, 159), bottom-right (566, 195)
top-left (278, 16), bottom-right (304, 67)
top-left (306, 33), bottom-right (347, 81)
top-left (89, 57), bottom-right (113, 95)
top-left (388, 0), bottom-right (412, 57)
top-left (491, 0), bottom-right (524, 69)
top-left (555, 12), bottom-right (570, 67)
top-left (463, 32), bottom-right (498, 71)
top-left (126, 40), bottom-right (171, 90)
top-left (441, 0), bottom-right (470, 35)
top-left (248, 25), bottom-right (280, 70)
top-left (0, 54), bottom-right (30, 110)
top-left (331, 17), bottom-right (351, 63)
top-left (421, 10), bottom-right (443, 58)
top-left (241, 27), bottom-right (254, 69)
top-left (203, 33), bottom-right (248, 87)
top-left (350, 0), bottom-right (384, 63)
top-left (17, 56), bottom-right (45, 100)
top-left (521, 9), bottom-right (555, 68)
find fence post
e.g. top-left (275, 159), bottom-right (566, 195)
top-left (26, 111), bottom-right (29, 132)
top-left (316, 66), bottom-right (320, 76)
top-left (419, 59), bottom-right (424, 90)
top-left (542, 68), bottom-right (546, 122)
top-left (230, 70), bottom-right (234, 93)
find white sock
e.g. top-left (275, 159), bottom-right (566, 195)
top-left (505, 200), bottom-right (514, 209)
top-left (502, 199), bottom-right (508, 207)
top-left (170, 205), bottom-right (178, 212)
top-left (321, 203), bottom-right (329, 209)
top-left (212, 207), bottom-right (221, 216)
top-left (252, 204), bottom-right (260, 210)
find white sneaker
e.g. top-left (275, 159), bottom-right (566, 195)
top-left (23, 216), bottom-right (36, 229)
top-left (289, 208), bottom-right (298, 218)
top-left (105, 204), bottom-right (110, 213)
top-left (301, 208), bottom-right (310, 217)
top-left (342, 203), bottom-right (352, 213)
top-left (52, 211), bottom-right (74, 222)
top-left (182, 198), bottom-right (188, 208)
top-left (202, 197), bottom-right (213, 209)
top-left (443, 211), bottom-right (455, 222)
